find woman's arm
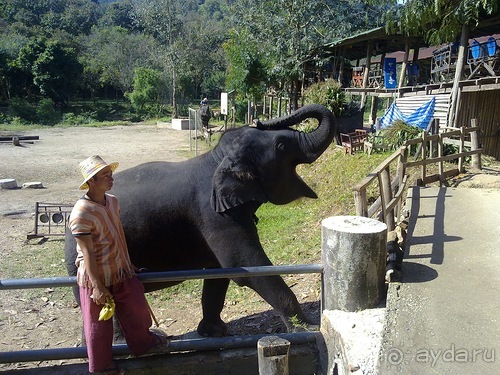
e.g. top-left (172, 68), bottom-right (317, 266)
top-left (75, 235), bottom-right (111, 305)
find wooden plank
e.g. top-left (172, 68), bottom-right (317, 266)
top-left (405, 148), bottom-right (482, 168)
top-left (0, 136), bottom-right (40, 142)
top-left (352, 149), bottom-right (401, 192)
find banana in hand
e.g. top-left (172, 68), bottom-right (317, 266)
top-left (98, 296), bottom-right (115, 321)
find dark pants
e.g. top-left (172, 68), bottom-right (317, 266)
top-left (80, 277), bottom-right (155, 372)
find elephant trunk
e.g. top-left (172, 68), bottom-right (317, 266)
top-left (253, 104), bottom-right (336, 163)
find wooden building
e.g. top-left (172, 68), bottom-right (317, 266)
top-left (314, 16), bottom-right (500, 160)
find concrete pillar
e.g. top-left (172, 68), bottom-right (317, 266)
top-left (257, 336), bottom-right (290, 375)
top-left (321, 216), bottom-right (387, 312)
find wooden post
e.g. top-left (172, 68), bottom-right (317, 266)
top-left (360, 42), bottom-right (373, 110)
top-left (321, 216), bottom-right (387, 312)
top-left (332, 48), bottom-right (338, 80)
top-left (430, 118), bottom-right (439, 158)
top-left (438, 128), bottom-right (444, 186)
top-left (353, 188), bottom-right (368, 217)
top-left (270, 95), bottom-right (274, 119)
top-left (458, 126), bottom-right (465, 173)
top-left (421, 131), bottom-right (427, 185)
top-left (379, 166), bottom-right (395, 231)
top-left (258, 336), bottom-right (290, 375)
top-left (470, 118), bottom-right (482, 171)
top-left (398, 40), bottom-right (410, 89)
top-left (395, 146), bottom-right (408, 219)
top-left (370, 96), bottom-right (379, 126)
top-left (448, 24), bottom-right (469, 127)
top-left (338, 47), bottom-right (345, 86)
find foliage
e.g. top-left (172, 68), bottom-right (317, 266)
top-left (386, 0), bottom-right (499, 44)
top-left (80, 26), bottom-right (161, 96)
top-left (374, 120), bottom-right (422, 150)
top-left (32, 40), bottom-right (82, 105)
top-left (7, 97), bottom-right (61, 125)
top-left (226, 0), bottom-right (389, 107)
top-left (302, 79), bottom-right (346, 117)
top-left (0, 0), bottom-right (393, 124)
top-left (36, 98), bottom-right (61, 125)
top-left (126, 67), bottom-right (169, 118)
top-left (7, 97), bottom-right (37, 123)
top-left (223, 29), bottom-right (269, 103)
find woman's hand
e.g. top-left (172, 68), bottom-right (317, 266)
top-left (91, 285), bottom-right (112, 305)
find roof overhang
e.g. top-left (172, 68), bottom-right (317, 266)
top-left (323, 27), bottom-right (425, 61)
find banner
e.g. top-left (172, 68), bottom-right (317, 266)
top-left (384, 58), bottom-right (397, 89)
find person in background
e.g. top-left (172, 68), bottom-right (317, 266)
top-left (69, 155), bottom-right (169, 375)
top-left (199, 97), bottom-right (211, 129)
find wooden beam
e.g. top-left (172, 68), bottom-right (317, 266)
top-left (398, 40), bottom-right (410, 89)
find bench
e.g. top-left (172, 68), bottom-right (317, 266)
top-left (340, 129), bottom-right (367, 155)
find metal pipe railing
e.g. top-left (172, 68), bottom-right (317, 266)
top-left (0, 264), bottom-right (324, 364)
top-left (0, 332), bottom-right (320, 363)
top-left (0, 264), bottom-right (323, 290)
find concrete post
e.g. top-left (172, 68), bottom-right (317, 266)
top-left (257, 336), bottom-right (290, 375)
top-left (321, 216), bottom-right (387, 311)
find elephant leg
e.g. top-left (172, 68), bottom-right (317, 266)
top-left (235, 274), bottom-right (319, 331)
top-left (197, 278), bottom-right (230, 337)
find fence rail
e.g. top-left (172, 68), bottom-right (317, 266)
top-left (0, 265), bottom-right (323, 364)
top-left (0, 265), bottom-right (323, 291)
top-left (353, 120), bottom-right (481, 230)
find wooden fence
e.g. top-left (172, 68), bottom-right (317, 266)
top-left (352, 121), bottom-right (482, 231)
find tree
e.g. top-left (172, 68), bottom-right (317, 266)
top-left (387, 0), bottom-right (499, 44)
top-left (32, 40), bottom-right (82, 105)
top-left (126, 67), bottom-right (167, 116)
top-left (98, 0), bottom-right (137, 30)
top-left (226, 0), bottom-right (388, 109)
top-left (179, 1), bottom-right (230, 100)
top-left (81, 26), bottom-right (161, 97)
top-left (130, 0), bottom-right (198, 117)
top-left (0, 0), bottom-right (98, 36)
top-left (223, 29), bottom-right (269, 107)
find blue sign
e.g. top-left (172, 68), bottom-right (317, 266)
top-left (384, 58), bottom-right (397, 89)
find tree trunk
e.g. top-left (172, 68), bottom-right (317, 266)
top-left (172, 66), bottom-right (177, 118)
top-left (448, 24), bottom-right (469, 127)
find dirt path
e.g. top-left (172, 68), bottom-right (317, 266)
top-left (0, 124), bottom-right (320, 372)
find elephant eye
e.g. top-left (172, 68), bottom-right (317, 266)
top-left (276, 142), bottom-right (286, 152)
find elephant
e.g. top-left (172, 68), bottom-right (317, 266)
top-left (65, 103), bottom-right (337, 337)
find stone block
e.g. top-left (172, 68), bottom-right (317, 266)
top-left (0, 178), bottom-right (18, 189)
top-left (22, 182), bottom-right (44, 189)
top-left (171, 118), bottom-right (192, 130)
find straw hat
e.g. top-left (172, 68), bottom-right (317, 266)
top-left (78, 155), bottom-right (118, 190)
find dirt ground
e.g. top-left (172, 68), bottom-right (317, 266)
top-left (0, 124), bottom-right (320, 372)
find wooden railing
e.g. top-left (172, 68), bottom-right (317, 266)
top-left (352, 122), bottom-right (482, 231)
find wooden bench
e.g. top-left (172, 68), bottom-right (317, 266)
top-left (340, 129), bottom-right (367, 155)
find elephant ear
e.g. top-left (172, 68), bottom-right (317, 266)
top-left (211, 156), bottom-right (268, 213)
